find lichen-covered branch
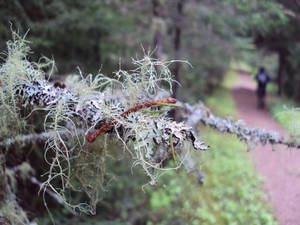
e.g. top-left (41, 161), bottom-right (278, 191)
top-left (10, 70), bottom-right (207, 153)
top-left (0, 32), bottom-right (207, 215)
top-left (182, 102), bottom-right (300, 149)
top-left (0, 129), bottom-right (86, 148)
top-left (86, 97), bottom-right (177, 142)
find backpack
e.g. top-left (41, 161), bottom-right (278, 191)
top-left (256, 72), bottom-right (270, 84)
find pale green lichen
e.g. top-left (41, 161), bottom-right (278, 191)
top-left (0, 31), bottom-right (54, 139)
top-left (0, 32), bottom-right (205, 218)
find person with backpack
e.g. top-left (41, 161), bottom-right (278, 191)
top-left (255, 67), bottom-right (270, 109)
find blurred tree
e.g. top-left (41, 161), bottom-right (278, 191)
top-left (152, 0), bottom-right (164, 59)
top-left (249, 0), bottom-right (300, 99)
top-left (172, 0), bottom-right (184, 99)
top-left (0, 0), bottom-right (135, 74)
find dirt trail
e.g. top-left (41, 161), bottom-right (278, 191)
top-left (232, 73), bottom-right (300, 225)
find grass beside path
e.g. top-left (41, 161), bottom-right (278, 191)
top-left (198, 68), bottom-right (278, 225)
top-left (269, 98), bottom-right (300, 144)
top-left (206, 67), bottom-right (238, 119)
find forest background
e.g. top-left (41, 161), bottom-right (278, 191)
top-left (1, 0), bottom-right (300, 224)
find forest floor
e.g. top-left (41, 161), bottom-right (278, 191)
top-left (232, 72), bottom-right (300, 225)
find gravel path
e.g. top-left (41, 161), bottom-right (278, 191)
top-left (232, 73), bottom-right (300, 225)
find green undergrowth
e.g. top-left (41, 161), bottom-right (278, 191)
top-left (145, 128), bottom-right (277, 225)
top-left (269, 98), bottom-right (300, 143)
top-left (266, 83), bottom-right (278, 95)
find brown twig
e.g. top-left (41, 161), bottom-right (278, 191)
top-left (87, 97), bottom-right (177, 142)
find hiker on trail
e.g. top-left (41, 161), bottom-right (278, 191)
top-left (255, 67), bottom-right (270, 109)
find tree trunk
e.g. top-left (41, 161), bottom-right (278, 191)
top-left (0, 151), bottom-right (8, 207)
top-left (277, 51), bottom-right (284, 96)
top-left (152, 0), bottom-right (163, 59)
top-left (96, 35), bottom-right (101, 66)
top-left (173, 0), bottom-right (184, 99)
top-left (297, 76), bottom-right (300, 102)
top-left (0, 152), bottom-right (29, 225)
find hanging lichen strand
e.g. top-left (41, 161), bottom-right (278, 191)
top-left (0, 32), bottom-right (208, 214)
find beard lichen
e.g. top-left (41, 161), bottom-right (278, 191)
top-left (0, 32), bottom-right (207, 216)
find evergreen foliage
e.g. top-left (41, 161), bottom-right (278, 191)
top-left (250, 0), bottom-right (300, 100)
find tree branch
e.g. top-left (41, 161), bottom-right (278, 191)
top-left (0, 129), bottom-right (86, 148)
top-left (87, 97), bottom-right (177, 142)
top-left (182, 101), bottom-right (300, 149)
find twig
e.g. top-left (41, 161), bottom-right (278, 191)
top-left (86, 97), bottom-right (177, 142)
top-left (0, 132), bottom-right (54, 148)
top-left (6, 163), bottom-right (78, 216)
top-left (0, 129), bottom-right (86, 148)
top-left (29, 176), bottom-right (78, 216)
top-left (169, 132), bottom-right (176, 162)
top-left (182, 101), bottom-right (300, 149)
